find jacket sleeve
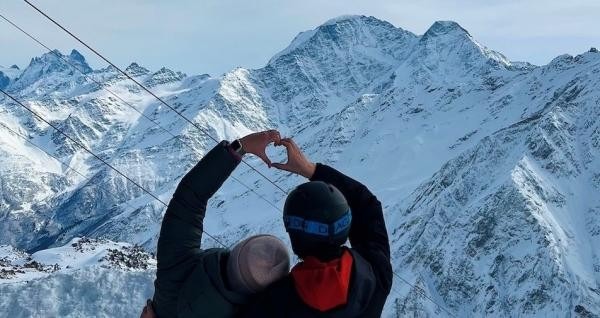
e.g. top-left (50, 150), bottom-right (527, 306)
top-left (156, 141), bottom-right (240, 270)
top-left (310, 163), bottom-right (393, 292)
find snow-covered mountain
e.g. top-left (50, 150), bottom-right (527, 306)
top-left (0, 64), bottom-right (21, 90)
top-left (1, 15), bottom-right (599, 317)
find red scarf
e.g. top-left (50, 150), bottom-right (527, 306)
top-left (290, 250), bottom-right (354, 312)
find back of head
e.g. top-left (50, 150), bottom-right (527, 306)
top-left (283, 181), bottom-right (351, 260)
top-left (226, 235), bottom-right (290, 295)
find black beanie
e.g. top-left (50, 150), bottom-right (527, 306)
top-left (283, 181), bottom-right (351, 259)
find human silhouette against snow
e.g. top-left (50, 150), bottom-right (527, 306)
top-left (242, 137), bottom-right (393, 318)
top-left (143, 130), bottom-right (290, 318)
top-left (142, 131), bottom-right (392, 318)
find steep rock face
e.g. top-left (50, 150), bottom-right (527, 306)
top-left (9, 49), bottom-right (92, 95)
top-left (0, 65), bottom-right (21, 89)
top-left (257, 15), bottom-right (418, 127)
top-left (144, 67), bottom-right (186, 87)
top-left (0, 72), bottom-right (9, 90)
top-left (1, 16), bottom-right (600, 317)
top-left (389, 52), bottom-right (600, 316)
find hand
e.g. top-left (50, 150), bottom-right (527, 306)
top-left (272, 138), bottom-right (316, 179)
top-left (239, 130), bottom-right (281, 167)
top-left (140, 300), bottom-right (156, 318)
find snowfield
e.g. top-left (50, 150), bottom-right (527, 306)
top-left (1, 15), bottom-right (599, 317)
top-left (0, 238), bottom-right (155, 317)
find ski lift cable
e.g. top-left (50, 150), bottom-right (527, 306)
top-left (392, 272), bottom-right (456, 317)
top-left (0, 120), bottom-right (229, 250)
top-left (1, 86), bottom-right (455, 316)
top-left (0, 71), bottom-right (455, 318)
top-left (8, 4), bottom-right (457, 315)
top-left (0, 12), bottom-right (283, 215)
top-left (23, 0), bottom-right (288, 196)
top-left (0, 70), bottom-right (456, 318)
top-left (0, 88), bottom-right (229, 249)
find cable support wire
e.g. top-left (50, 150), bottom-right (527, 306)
top-left (0, 120), bottom-right (231, 250)
top-left (22, 0), bottom-right (288, 195)
top-left (0, 72), bottom-right (454, 318)
top-left (392, 272), bottom-right (455, 317)
top-left (0, 12), bottom-right (283, 215)
top-left (5, 4), bottom-right (458, 315)
top-left (0, 88), bottom-right (228, 248)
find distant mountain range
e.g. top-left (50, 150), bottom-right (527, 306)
top-left (1, 15), bottom-right (599, 317)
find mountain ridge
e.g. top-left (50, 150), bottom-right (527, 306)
top-left (1, 16), bottom-right (599, 317)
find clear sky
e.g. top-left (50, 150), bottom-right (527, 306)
top-left (1, 0), bottom-right (599, 76)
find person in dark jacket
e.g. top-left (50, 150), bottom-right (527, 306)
top-left (242, 137), bottom-right (393, 318)
top-left (146, 130), bottom-right (291, 318)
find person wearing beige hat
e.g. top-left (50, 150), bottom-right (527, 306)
top-left (142, 130), bottom-right (290, 318)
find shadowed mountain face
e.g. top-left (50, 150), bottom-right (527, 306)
top-left (1, 15), bottom-right (599, 317)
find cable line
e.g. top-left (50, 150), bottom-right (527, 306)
top-left (7, 4), bottom-right (457, 315)
top-left (392, 272), bottom-right (455, 317)
top-left (1, 87), bottom-right (455, 316)
top-left (0, 12), bottom-right (283, 215)
top-left (0, 88), bottom-right (228, 248)
top-left (0, 120), bottom-right (230, 248)
top-left (23, 0), bottom-right (288, 195)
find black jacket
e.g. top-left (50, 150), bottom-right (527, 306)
top-left (242, 163), bottom-right (393, 318)
top-left (152, 141), bottom-right (250, 318)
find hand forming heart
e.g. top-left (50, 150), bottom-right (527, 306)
top-left (240, 131), bottom-right (316, 178)
top-left (272, 138), bottom-right (316, 179)
top-left (239, 130), bottom-right (281, 167)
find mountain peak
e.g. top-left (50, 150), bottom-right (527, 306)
top-left (321, 14), bottom-right (368, 26)
top-left (69, 49), bottom-right (86, 64)
top-left (0, 72), bottom-right (9, 90)
top-left (423, 20), bottom-right (470, 38)
top-left (145, 67), bottom-right (186, 87)
top-left (30, 49), bottom-right (92, 74)
top-left (8, 49), bottom-right (92, 90)
top-left (124, 62), bottom-right (150, 76)
top-left (268, 15), bottom-right (414, 65)
top-left (413, 20), bottom-right (511, 70)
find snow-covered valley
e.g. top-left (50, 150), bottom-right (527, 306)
top-left (1, 15), bottom-right (599, 317)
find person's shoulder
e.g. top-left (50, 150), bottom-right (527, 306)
top-left (348, 249), bottom-right (377, 278)
top-left (195, 247), bottom-right (229, 273)
top-left (198, 247), bottom-right (228, 258)
top-left (349, 247), bottom-right (393, 293)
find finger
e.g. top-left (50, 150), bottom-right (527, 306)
top-left (273, 131), bottom-right (281, 143)
top-left (279, 138), bottom-right (293, 148)
top-left (276, 140), bottom-right (294, 155)
top-left (267, 130), bottom-right (281, 143)
top-left (257, 152), bottom-right (272, 168)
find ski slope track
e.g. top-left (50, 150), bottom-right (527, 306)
top-left (1, 15), bottom-right (599, 317)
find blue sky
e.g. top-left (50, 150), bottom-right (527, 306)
top-left (1, 0), bottom-right (599, 76)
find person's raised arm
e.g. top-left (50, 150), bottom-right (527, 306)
top-left (273, 138), bottom-right (392, 291)
top-left (156, 130), bottom-right (280, 269)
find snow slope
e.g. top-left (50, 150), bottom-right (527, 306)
top-left (1, 15), bottom-right (599, 317)
top-left (0, 238), bottom-right (154, 318)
